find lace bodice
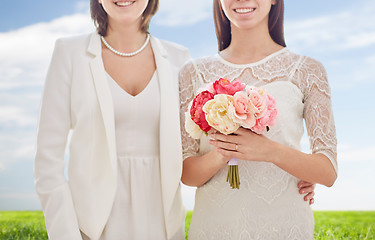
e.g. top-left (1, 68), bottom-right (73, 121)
top-left (179, 48), bottom-right (337, 172)
top-left (178, 48), bottom-right (337, 239)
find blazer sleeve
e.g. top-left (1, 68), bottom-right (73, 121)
top-left (34, 39), bottom-right (82, 240)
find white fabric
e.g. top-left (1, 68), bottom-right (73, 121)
top-left (34, 32), bottom-right (190, 240)
top-left (178, 48), bottom-right (337, 240)
top-left (96, 71), bottom-right (166, 239)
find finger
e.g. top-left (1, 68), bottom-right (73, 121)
top-left (209, 132), bottom-right (238, 143)
top-left (299, 186), bottom-right (314, 195)
top-left (216, 148), bottom-right (243, 159)
top-left (234, 127), bottom-right (251, 136)
top-left (298, 180), bottom-right (315, 188)
top-left (207, 130), bottom-right (217, 138)
top-left (309, 198), bottom-right (315, 205)
top-left (210, 140), bottom-right (238, 151)
top-left (298, 180), bottom-right (313, 188)
top-left (303, 192), bottom-right (315, 202)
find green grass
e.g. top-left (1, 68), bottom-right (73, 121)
top-left (0, 211), bottom-right (47, 240)
top-left (1, 211), bottom-right (374, 239)
top-left (314, 211), bottom-right (375, 239)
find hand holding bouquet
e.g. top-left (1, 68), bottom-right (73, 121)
top-left (185, 78), bottom-right (278, 189)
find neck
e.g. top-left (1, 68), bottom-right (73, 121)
top-left (223, 20), bottom-right (283, 63)
top-left (104, 18), bottom-right (147, 52)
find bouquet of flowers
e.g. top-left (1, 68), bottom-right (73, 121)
top-left (185, 78), bottom-right (278, 189)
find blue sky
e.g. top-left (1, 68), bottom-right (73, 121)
top-left (1, 0), bottom-right (374, 211)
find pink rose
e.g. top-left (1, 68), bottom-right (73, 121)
top-left (230, 91), bottom-right (257, 128)
top-left (251, 116), bottom-right (269, 134)
top-left (267, 108), bottom-right (278, 127)
top-left (251, 93), bottom-right (278, 133)
top-left (213, 78), bottom-right (245, 95)
top-left (198, 82), bottom-right (215, 95)
top-left (266, 93), bottom-right (276, 108)
top-left (190, 91), bottom-right (215, 132)
top-left (265, 94), bottom-right (278, 127)
top-left (247, 87), bottom-right (267, 119)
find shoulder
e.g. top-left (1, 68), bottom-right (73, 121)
top-left (55, 32), bottom-right (92, 48)
top-left (53, 32), bottom-right (94, 54)
top-left (285, 49), bottom-right (327, 77)
top-left (297, 55), bottom-right (329, 89)
top-left (301, 56), bottom-right (327, 76)
top-left (288, 51), bottom-right (331, 96)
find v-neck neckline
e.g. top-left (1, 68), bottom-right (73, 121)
top-left (106, 70), bottom-right (157, 98)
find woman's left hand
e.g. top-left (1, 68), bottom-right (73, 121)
top-left (209, 127), bottom-right (276, 163)
top-left (298, 180), bottom-right (316, 205)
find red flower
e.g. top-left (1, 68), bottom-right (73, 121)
top-left (213, 78), bottom-right (245, 95)
top-left (190, 91), bottom-right (214, 132)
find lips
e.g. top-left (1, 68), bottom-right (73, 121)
top-left (234, 8), bottom-right (256, 14)
top-left (115, 1), bottom-right (135, 7)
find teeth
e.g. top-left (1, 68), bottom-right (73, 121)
top-left (116, 1), bottom-right (134, 6)
top-left (235, 8), bottom-right (255, 13)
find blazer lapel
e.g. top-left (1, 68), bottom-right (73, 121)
top-left (151, 37), bottom-right (184, 225)
top-left (87, 33), bottom-right (117, 172)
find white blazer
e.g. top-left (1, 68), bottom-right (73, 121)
top-left (34, 32), bottom-right (191, 240)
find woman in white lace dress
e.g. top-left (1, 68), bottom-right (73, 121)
top-left (179, 0), bottom-right (337, 239)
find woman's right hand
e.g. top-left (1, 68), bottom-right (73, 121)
top-left (182, 149), bottom-right (231, 187)
top-left (213, 148), bottom-right (232, 167)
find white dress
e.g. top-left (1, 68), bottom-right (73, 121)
top-left (99, 71), bottom-right (167, 240)
top-left (178, 48), bottom-right (338, 240)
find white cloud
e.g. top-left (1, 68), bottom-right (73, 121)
top-left (0, 13), bottom-right (93, 175)
top-left (0, 14), bottom-right (92, 62)
top-left (284, 3), bottom-right (375, 89)
top-left (154, 0), bottom-right (211, 26)
top-left (286, 5), bottom-right (375, 52)
top-left (0, 106), bottom-right (35, 127)
top-left (0, 16), bottom-right (90, 52)
top-left (75, 1), bottom-right (90, 13)
top-left (0, 193), bottom-right (38, 200)
top-left (0, 13), bottom-right (93, 91)
top-left (0, 133), bottom-right (36, 171)
top-left (365, 54), bottom-right (375, 63)
top-left (0, 193), bottom-right (41, 210)
top-left (338, 144), bottom-right (375, 163)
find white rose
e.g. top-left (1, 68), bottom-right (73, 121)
top-left (203, 94), bottom-right (240, 135)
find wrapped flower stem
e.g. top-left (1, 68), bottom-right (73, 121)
top-left (226, 158), bottom-right (240, 189)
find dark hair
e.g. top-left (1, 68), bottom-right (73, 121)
top-left (90, 0), bottom-right (159, 36)
top-left (213, 0), bottom-right (286, 51)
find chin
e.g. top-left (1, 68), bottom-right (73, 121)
top-left (112, 14), bottom-right (141, 25)
top-left (232, 15), bottom-right (269, 31)
top-left (232, 21), bottom-right (259, 30)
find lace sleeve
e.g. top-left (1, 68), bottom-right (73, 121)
top-left (297, 57), bottom-right (338, 173)
top-left (179, 60), bottom-right (200, 160)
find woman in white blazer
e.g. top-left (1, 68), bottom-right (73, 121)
top-left (34, 0), bottom-right (190, 239)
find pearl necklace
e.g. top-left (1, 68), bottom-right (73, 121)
top-left (100, 34), bottom-right (150, 57)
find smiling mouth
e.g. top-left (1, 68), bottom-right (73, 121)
top-left (115, 1), bottom-right (135, 7)
top-left (234, 8), bottom-right (256, 13)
